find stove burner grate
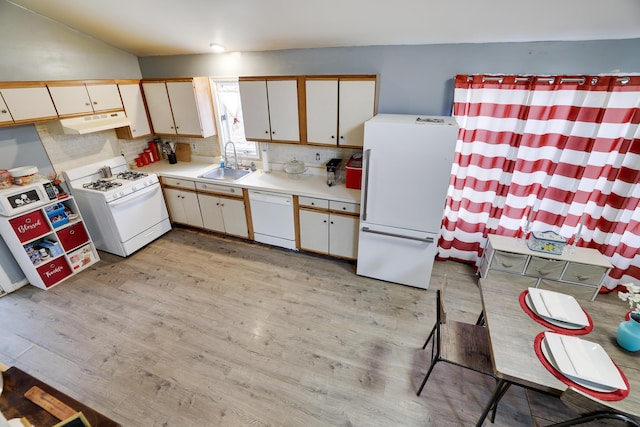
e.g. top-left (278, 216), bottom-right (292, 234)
top-left (83, 180), bottom-right (123, 192)
top-left (117, 170), bottom-right (148, 181)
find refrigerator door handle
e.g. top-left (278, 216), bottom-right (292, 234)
top-left (361, 226), bottom-right (435, 243)
top-left (362, 149), bottom-right (371, 221)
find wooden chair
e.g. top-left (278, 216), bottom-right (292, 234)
top-left (417, 276), bottom-right (508, 422)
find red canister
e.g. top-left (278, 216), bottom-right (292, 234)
top-left (135, 157), bottom-right (144, 167)
top-left (144, 148), bottom-right (156, 162)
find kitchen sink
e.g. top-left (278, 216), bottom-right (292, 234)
top-left (199, 167), bottom-right (252, 182)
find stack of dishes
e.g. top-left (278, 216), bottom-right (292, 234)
top-left (526, 288), bottom-right (590, 329)
top-left (541, 332), bottom-right (627, 392)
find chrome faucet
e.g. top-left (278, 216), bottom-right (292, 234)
top-left (224, 141), bottom-right (239, 169)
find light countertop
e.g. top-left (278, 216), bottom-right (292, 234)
top-left (138, 159), bottom-right (361, 204)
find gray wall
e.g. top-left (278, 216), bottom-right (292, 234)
top-left (0, 1), bottom-right (141, 81)
top-left (139, 40), bottom-right (640, 116)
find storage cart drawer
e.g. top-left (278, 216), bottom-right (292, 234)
top-left (489, 251), bottom-right (528, 273)
top-left (57, 222), bottom-right (89, 251)
top-left (36, 257), bottom-right (72, 288)
top-left (525, 257), bottom-right (567, 280)
top-left (562, 263), bottom-right (608, 286)
top-left (10, 210), bottom-right (50, 242)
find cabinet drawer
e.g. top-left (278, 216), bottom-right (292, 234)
top-left (489, 251), bottom-right (528, 273)
top-left (196, 181), bottom-right (241, 197)
top-left (298, 196), bottom-right (328, 209)
top-left (525, 257), bottom-right (567, 280)
top-left (10, 210), bottom-right (50, 242)
top-left (36, 257), bottom-right (72, 288)
top-left (162, 177), bottom-right (196, 190)
top-left (562, 263), bottom-right (607, 286)
top-left (329, 200), bottom-right (359, 214)
top-left (57, 222), bottom-right (89, 251)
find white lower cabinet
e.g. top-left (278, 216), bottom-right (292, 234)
top-left (163, 185), bottom-right (203, 228)
top-left (298, 196), bottom-right (359, 259)
top-left (198, 192), bottom-right (248, 238)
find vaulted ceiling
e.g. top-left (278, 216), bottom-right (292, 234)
top-left (8, 0), bottom-right (640, 56)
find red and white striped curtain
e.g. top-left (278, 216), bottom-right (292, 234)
top-left (439, 74), bottom-right (640, 288)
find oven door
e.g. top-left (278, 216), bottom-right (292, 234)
top-left (107, 183), bottom-right (168, 242)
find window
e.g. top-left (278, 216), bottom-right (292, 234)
top-left (210, 78), bottom-right (258, 158)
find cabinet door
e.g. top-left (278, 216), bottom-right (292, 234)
top-left (166, 81), bottom-right (203, 136)
top-left (164, 188), bottom-right (187, 224)
top-left (267, 80), bottom-right (300, 142)
top-left (220, 198), bottom-right (248, 238)
top-left (198, 193), bottom-right (225, 233)
top-left (117, 83), bottom-right (152, 138)
top-left (85, 83), bottom-right (123, 112)
top-left (0, 86), bottom-right (58, 122)
top-left (299, 209), bottom-right (329, 253)
top-left (142, 82), bottom-right (176, 134)
top-left (329, 213), bottom-right (359, 259)
top-left (0, 94), bottom-right (13, 125)
top-left (47, 85), bottom-right (94, 116)
top-left (239, 80), bottom-right (271, 140)
top-left (306, 79), bottom-right (338, 145)
top-left (338, 79), bottom-right (376, 147)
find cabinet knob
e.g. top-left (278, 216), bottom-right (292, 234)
top-left (323, 220), bottom-right (327, 223)
top-left (85, 102), bottom-right (90, 106)
top-left (93, 101), bottom-right (98, 105)
top-left (330, 221), bottom-right (334, 225)
top-left (264, 130), bottom-right (269, 134)
top-left (340, 136), bottom-right (344, 139)
top-left (272, 131), bottom-right (276, 135)
top-left (1, 109), bottom-right (7, 114)
top-left (331, 136), bottom-right (335, 139)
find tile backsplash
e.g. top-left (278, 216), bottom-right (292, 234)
top-left (34, 124), bottom-right (361, 181)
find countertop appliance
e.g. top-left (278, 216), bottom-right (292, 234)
top-left (326, 158), bottom-right (342, 187)
top-left (356, 114), bottom-right (458, 289)
top-left (63, 156), bottom-right (171, 257)
top-left (248, 190), bottom-right (296, 250)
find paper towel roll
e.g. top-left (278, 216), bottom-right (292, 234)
top-left (262, 145), bottom-right (270, 173)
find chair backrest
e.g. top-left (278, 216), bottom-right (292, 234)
top-left (438, 275), bottom-right (448, 325)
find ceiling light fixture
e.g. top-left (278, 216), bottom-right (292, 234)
top-left (209, 43), bottom-right (225, 53)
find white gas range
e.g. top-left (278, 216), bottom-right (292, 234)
top-left (63, 156), bottom-right (171, 257)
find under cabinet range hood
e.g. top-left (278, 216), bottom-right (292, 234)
top-left (48, 111), bottom-right (131, 135)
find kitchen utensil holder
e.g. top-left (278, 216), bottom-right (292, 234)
top-left (168, 153), bottom-right (177, 164)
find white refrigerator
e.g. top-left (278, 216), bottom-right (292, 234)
top-left (356, 114), bottom-right (458, 289)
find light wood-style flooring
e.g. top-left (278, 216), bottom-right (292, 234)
top-left (0, 228), bottom-right (594, 426)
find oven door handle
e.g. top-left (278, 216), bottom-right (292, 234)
top-left (109, 184), bottom-right (160, 207)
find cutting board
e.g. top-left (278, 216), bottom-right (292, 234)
top-left (174, 143), bottom-right (191, 162)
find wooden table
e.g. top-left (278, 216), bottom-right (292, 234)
top-left (0, 366), bottom-right (120, 426)
top-left (476, 278), bottom-right (640, 426)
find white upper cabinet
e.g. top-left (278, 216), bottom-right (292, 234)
top-left (0, 94), bottom-right (14, 125)
top-left (338, 79), bottom-right (377, 147)
top-left (116, 82), bottom-right (152, 139)
top-left (306, 79), bottom-right (339, 145)
top-left (306, 76), bottom-right (377, 148)
top-left (142, 77), bottom-right (216, 137)
top-left (239, 78), bottom-right (300, 143)
top-left (48, 82), bottom-right (123, 116)
top-left (0, 85), bottom-right (58, 123)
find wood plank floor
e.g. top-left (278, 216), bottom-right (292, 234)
top-left (0, 228), bottom-right (588, 426)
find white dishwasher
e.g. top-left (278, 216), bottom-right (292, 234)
top-left (248, 190), bottom-right (297, 250)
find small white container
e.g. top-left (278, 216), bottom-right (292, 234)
top-left (8, 165), bottom-right (38, 185)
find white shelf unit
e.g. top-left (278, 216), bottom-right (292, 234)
top-left (0, 196), bottom-right (100, 289)
top-left (479, 234), bottom-right (612, 300)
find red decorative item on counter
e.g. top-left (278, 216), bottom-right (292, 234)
top-left (135, 157), bottom-right (144, 168)
top-left (346, 155), bottom-right (363, 189)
